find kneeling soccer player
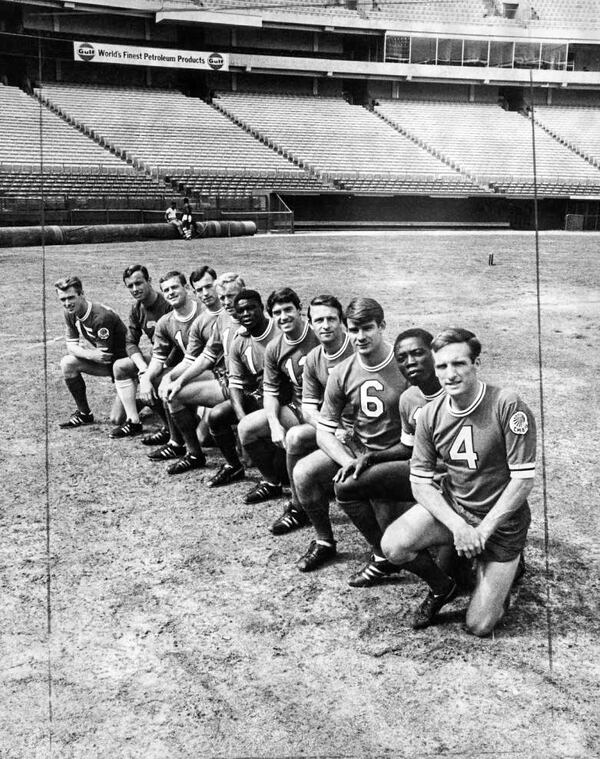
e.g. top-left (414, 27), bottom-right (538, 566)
top-left (381, 327), bottom-right (536, 634)
top-left (55, 275), bottom-right (127, 429)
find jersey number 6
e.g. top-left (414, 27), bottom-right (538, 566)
top-left (360, 380), bottom-right (385, 418)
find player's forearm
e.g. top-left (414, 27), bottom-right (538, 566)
top-left (368, 442), bottom-right (412, 464)
top-left (316, 429), bottom-right (355, 468)
top-left (301, 404), bottom-right (320, 429)
top-left (229, 387), bottom-right (246, 422)
top-left (264, 395), bottom-right (282, 431)
top-left (144, 357), bottom-right (165, 384)
top-left (178, 354), bottom-right (212, 386)
top-left (411, 483), bottom-right (467, 533)
top-left (477, 479), bottom-right (534, 541)
top-left (66, 343), bottom-right (108, 363)
top-left (130, 351), bottom-right (148, 373)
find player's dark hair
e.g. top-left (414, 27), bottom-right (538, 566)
top-left (346, 297), bottom-right (384, 326)
top-left (54, 276), bottom-right (83, 294)
top-left (122, 264), bottom-right (149, 283)
top-left (234, 289), bottom-right (263, 309)
top-left (432, 327), bottom-right (482, 361)
top-left (189, 266), bottom-right (217, 286)
top-left (308, 294), bottom-right (345, 325)
top-left (394, 328), bottom-right (434, 355)
top-left (266, 287), bottom-right (301, 316)
top-left (159, 270), bottom-right (187, 287)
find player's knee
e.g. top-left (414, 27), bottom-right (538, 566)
top-left (285, 425), bottom-right (305, 456)
top-left (465, 609), bottom-right (498, 638)
top-left (380, 527), bottom-right (411, 565)
top-left (333, 478), bottom-right (360, 503)
top-left (60, 354), bottom-right (79, 377)
top-left (238, 414), bottom-right (260, 445)
top-left (292, 456), bottom-right (312, 496)
top-left (112, 357), bottom-right (132, 380)
top-left (208, 403), bottom-right (229, 433)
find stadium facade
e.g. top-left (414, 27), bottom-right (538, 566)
top-left (1, 0), bottom-right (600, 230)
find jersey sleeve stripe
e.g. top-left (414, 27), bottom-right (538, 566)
top-left (400, 431), bottom-right (415, 446)
top-left (509, 465), bottom-right (536, 479)
top-left (66, 338), bottom-right (79, 344)
top-left (509, 463), bottom-right (536, 470)
top-left (409, 468), bottom-right (435, 484)
top-left (302, 398), bottom-right (320, 407)
top-left (229, 379), bottom-right (244, 389)
top-left (317, 419), bottom-right (339, 433)
top-left (263, 388), bottom-right (280, 397)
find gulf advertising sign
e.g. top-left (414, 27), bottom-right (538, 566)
top-left (74, 42), bottom-right (228, 71)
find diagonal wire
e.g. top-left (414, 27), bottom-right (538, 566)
top-left (528, 69), bottom-right (553, 673)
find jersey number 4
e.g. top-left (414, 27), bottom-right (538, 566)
top-left (449, 426), bottom-right (479, 469)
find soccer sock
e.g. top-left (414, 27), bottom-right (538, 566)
top-left (244, 440), bottom-right (281, 485)
top-left (210, 429), bottom-right (242, 469)
top-left (165, 405), bottom-right (184, 447)
top-left (170, 408), bottom-right (203, 457)
top-left (302, 498), bottom-right (334, 543)
top-left (403, 550), bottom-right (454, 596)
top-left (115, 378), bottom-right (140, 423)
top-left (337, 498), bottom-right (384, 554)
top-left (149, 399), bottom-right (167, 424)
top-left (285, 451), bottom-right (305, 511)
top-left (65, 375), bottom-right (90, 414)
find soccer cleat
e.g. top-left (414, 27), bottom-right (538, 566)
top-left (167, 452), bottom-right (206, 475)
top-left (269, 502), bottom-right (310, 536)
top-left (141, 427), bottom-right (170, 446)
top-left (59, 410), bottom-right (94, 429)
top-left (412, 581), bottom-right (458, 630)
top-left (296, 540), bottom-right (337, 572)
top-left (243, 481), bottom-right (283, 504)
top-left (109, 420), bottom-right (143, 439)
top-left (348, 555), bottom-right (402, 588)
top-left (207, 463), bottom-right (245, 488)
top-left (147, 443), bottom-right (186, 461)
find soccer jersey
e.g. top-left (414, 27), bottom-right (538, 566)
top-left (151, 300), bottom-right (199, 365)
top-left (263, 321), bottom-right (320, 406)
top-left (410, 382), bottom-right (536, 516)
top-left (318, 346), bottom-right (407, 451)
top-left (228, 318), bottom-right (278, 394)
top-left (302, 333), bottom-right (355, 427)
top-left (399, 384), bottom-right (445, 447)
top-left (184, 307), bottom-right (223, 364)
top-left (65, 301), bottom-right (127, 361)
top-left (125, 292), bottom-right (171, 357)
top-left (200, 310), bottom-right (241, 377)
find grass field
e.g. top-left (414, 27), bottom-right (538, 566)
top-left (1, 230), bottom-right (599, 758)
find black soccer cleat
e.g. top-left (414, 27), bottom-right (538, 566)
top-left (59, 410), bottom-right (94, 429)
top-left (147, 443), bottom-right (186, 461)
top-left (348, 555), bottom-right (402, 588)
top-left (141, 427), bottom-right (170, 446)
top-left (412, 581), bottom-right (458, 630)
top-left (207, 463), bottom-right (245, 488)
top-left (243, 481), bottom-right (283, 504)
top-left (269, 502), bottom-right (310, 536)
top-left (167, 452), bottom-right (206, 475)
top-left (296, 540), bottom-right (337, 572)
top-left (109, 420), bottom-right (143, 439)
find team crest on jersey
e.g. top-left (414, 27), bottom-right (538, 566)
top-left (97, 327), bottom-right (110, 340)
top-left (509, 411), bottom-right (528, 435)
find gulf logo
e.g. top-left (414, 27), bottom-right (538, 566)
top-left (77, 43), bottom-right (96, 61)
top-left (208, 53), bottom-right (224, 70)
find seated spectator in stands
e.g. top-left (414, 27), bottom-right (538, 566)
top-left (181, 197), bottom-right (194, 240)
top-left (165, 200), bottom-right (184, 237)
top-left (55, 275), bottom-right (127, 429)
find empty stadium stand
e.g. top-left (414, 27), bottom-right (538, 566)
top-left (214, 92), bottom-right (487, 194)
top-left (534, 105), bottom-right (600, 167)
top-left (35, 83), bottom-right (329, 197)
top-left (375, 99), bottom-right (600, 194)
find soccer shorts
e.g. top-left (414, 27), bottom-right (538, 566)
top-left (449, 498), bottom-right (531, 563)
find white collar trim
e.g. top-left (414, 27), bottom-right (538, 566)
top-left (284, 320), bottom-right (309, 346)
top-left (175, 300), bottom-right (198, 323)
top-left (358, 346), bottom-right (394, 373)
top-left (324, 332), bottom-right (350, 361)
top-left (447, 381), bottom-right (486, 417)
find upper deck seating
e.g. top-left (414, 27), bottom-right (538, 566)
top-left (214, 92), bottom-right (482, 193)
top-left (375, 99), bottom-right (600, 192)
top-left (534, 105), bottom-right (600, 164)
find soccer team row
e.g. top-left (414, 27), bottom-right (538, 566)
top-left (54, 264), bottom-right (537, 635)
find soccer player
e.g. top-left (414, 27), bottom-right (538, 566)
top-left (138, 270), bottom-right (209, 474)
top-left (109, 264), bottom-right (171, 439)
top-left (381, 328), bottom-right (536, 635)
top-left (163, 272), bottom-right (246, 472)
top-left (330, 328), bottom-right (444, 586)
top-left (237, 287), bottom-right (319, 505)
top-left (274, 295), bottom-right (353, 543)
top-left (55, 275), bottom-right (127, 429)
top-left (205, 288), bottom-right (278, 488)
top-left (313, 298), bottom-right (407, 574)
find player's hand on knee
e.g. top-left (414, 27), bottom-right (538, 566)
top-left (452, 522), bottom-right (484, 558)
top-left (333, 458), bottom-right (358, 483)
top-left (270, 423), bottom-right (287, 449)
top-left (353, 453), bottom-right (374, 479)
top-left (161, 379), bottom-right (178, 401)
